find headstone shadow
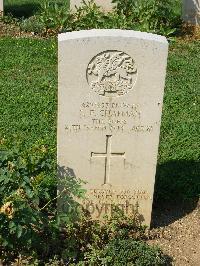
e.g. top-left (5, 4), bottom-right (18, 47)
top-left (151, 160), bottom-right (200, 228)
top-left (57, 165), bottom-right (84, 221)
top-left (5, 3), bottom-right (40, 18)
top-left (57, 165), bottom-right (147, 223)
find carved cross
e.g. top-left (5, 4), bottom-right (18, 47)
top-left (91, 135), bottom-right (125, 185)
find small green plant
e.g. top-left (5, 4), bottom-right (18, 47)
top-left (0, 12), bottom-right (19, 25)
top-left (38, 0), bottom-right (70, 34)
top-left (70, 0), bottom-right (106, 30)
top-left (0, 148), bottom-right (53, 259)
top-left (112, 0), bottom-right (180, 36)
top-left (0, 147), bottom-right (84, 263)
top-left (60, 208), bottom-right (148, 264)
top-left (80, 238), bottom-right (167, 265)
top-left (17, 0), bottom-right (180, 37)
top-left (20, 15), bottom-right (45, 33)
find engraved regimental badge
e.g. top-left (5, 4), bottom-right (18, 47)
top-left (87, 50), bottom-right (137, 97)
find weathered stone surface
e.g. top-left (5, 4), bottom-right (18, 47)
top-left (70, 0), bottom-right (113, 11)
top-left (183, 0), bottom-right (200, 25)
top-left (0, 0), bottom-right (3, 15)
top-left (58, 29), bottom-right (168, 226)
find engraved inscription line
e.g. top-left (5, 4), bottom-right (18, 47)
top-left (91, 135), bottom-right (125, 185)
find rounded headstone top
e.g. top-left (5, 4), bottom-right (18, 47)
top-left (58, 29), bottom-right (168, 45)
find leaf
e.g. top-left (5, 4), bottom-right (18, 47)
top-left (9, 221), bottom-right (16, 230)
top-left (16, 225), bottom-right (23, 238)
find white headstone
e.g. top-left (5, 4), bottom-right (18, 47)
top-left (58, 29), bottom-right (168, 226)
top-left (0, 0), bottom-right (3, 15)
top-left (70, 0), bottom-right (113, 11)
top-left (183, 0), bottom-right (200, 25)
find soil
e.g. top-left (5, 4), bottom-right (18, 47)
top-left (0, 21), bottom-right (19, 37)
top-left (0, 21), bottom-right (33, 38)
top-left (0, 21), bottom-right (45, 38)
top-left (148, 200), bottom-right (200, 266)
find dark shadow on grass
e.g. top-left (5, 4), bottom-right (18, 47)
top-left (151, 160), bottom-right (200, 228)
top-left (5, 3), bottom-right (40, 18)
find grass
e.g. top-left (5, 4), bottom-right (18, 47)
top-left (160, 41), bottom-right (199, 162)
top-left (0, 37), bottom-right (199, 202)
top-left (0, 38), bottom-right (57, 152)
top-left (155, 40), bottom-right (200, 201)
